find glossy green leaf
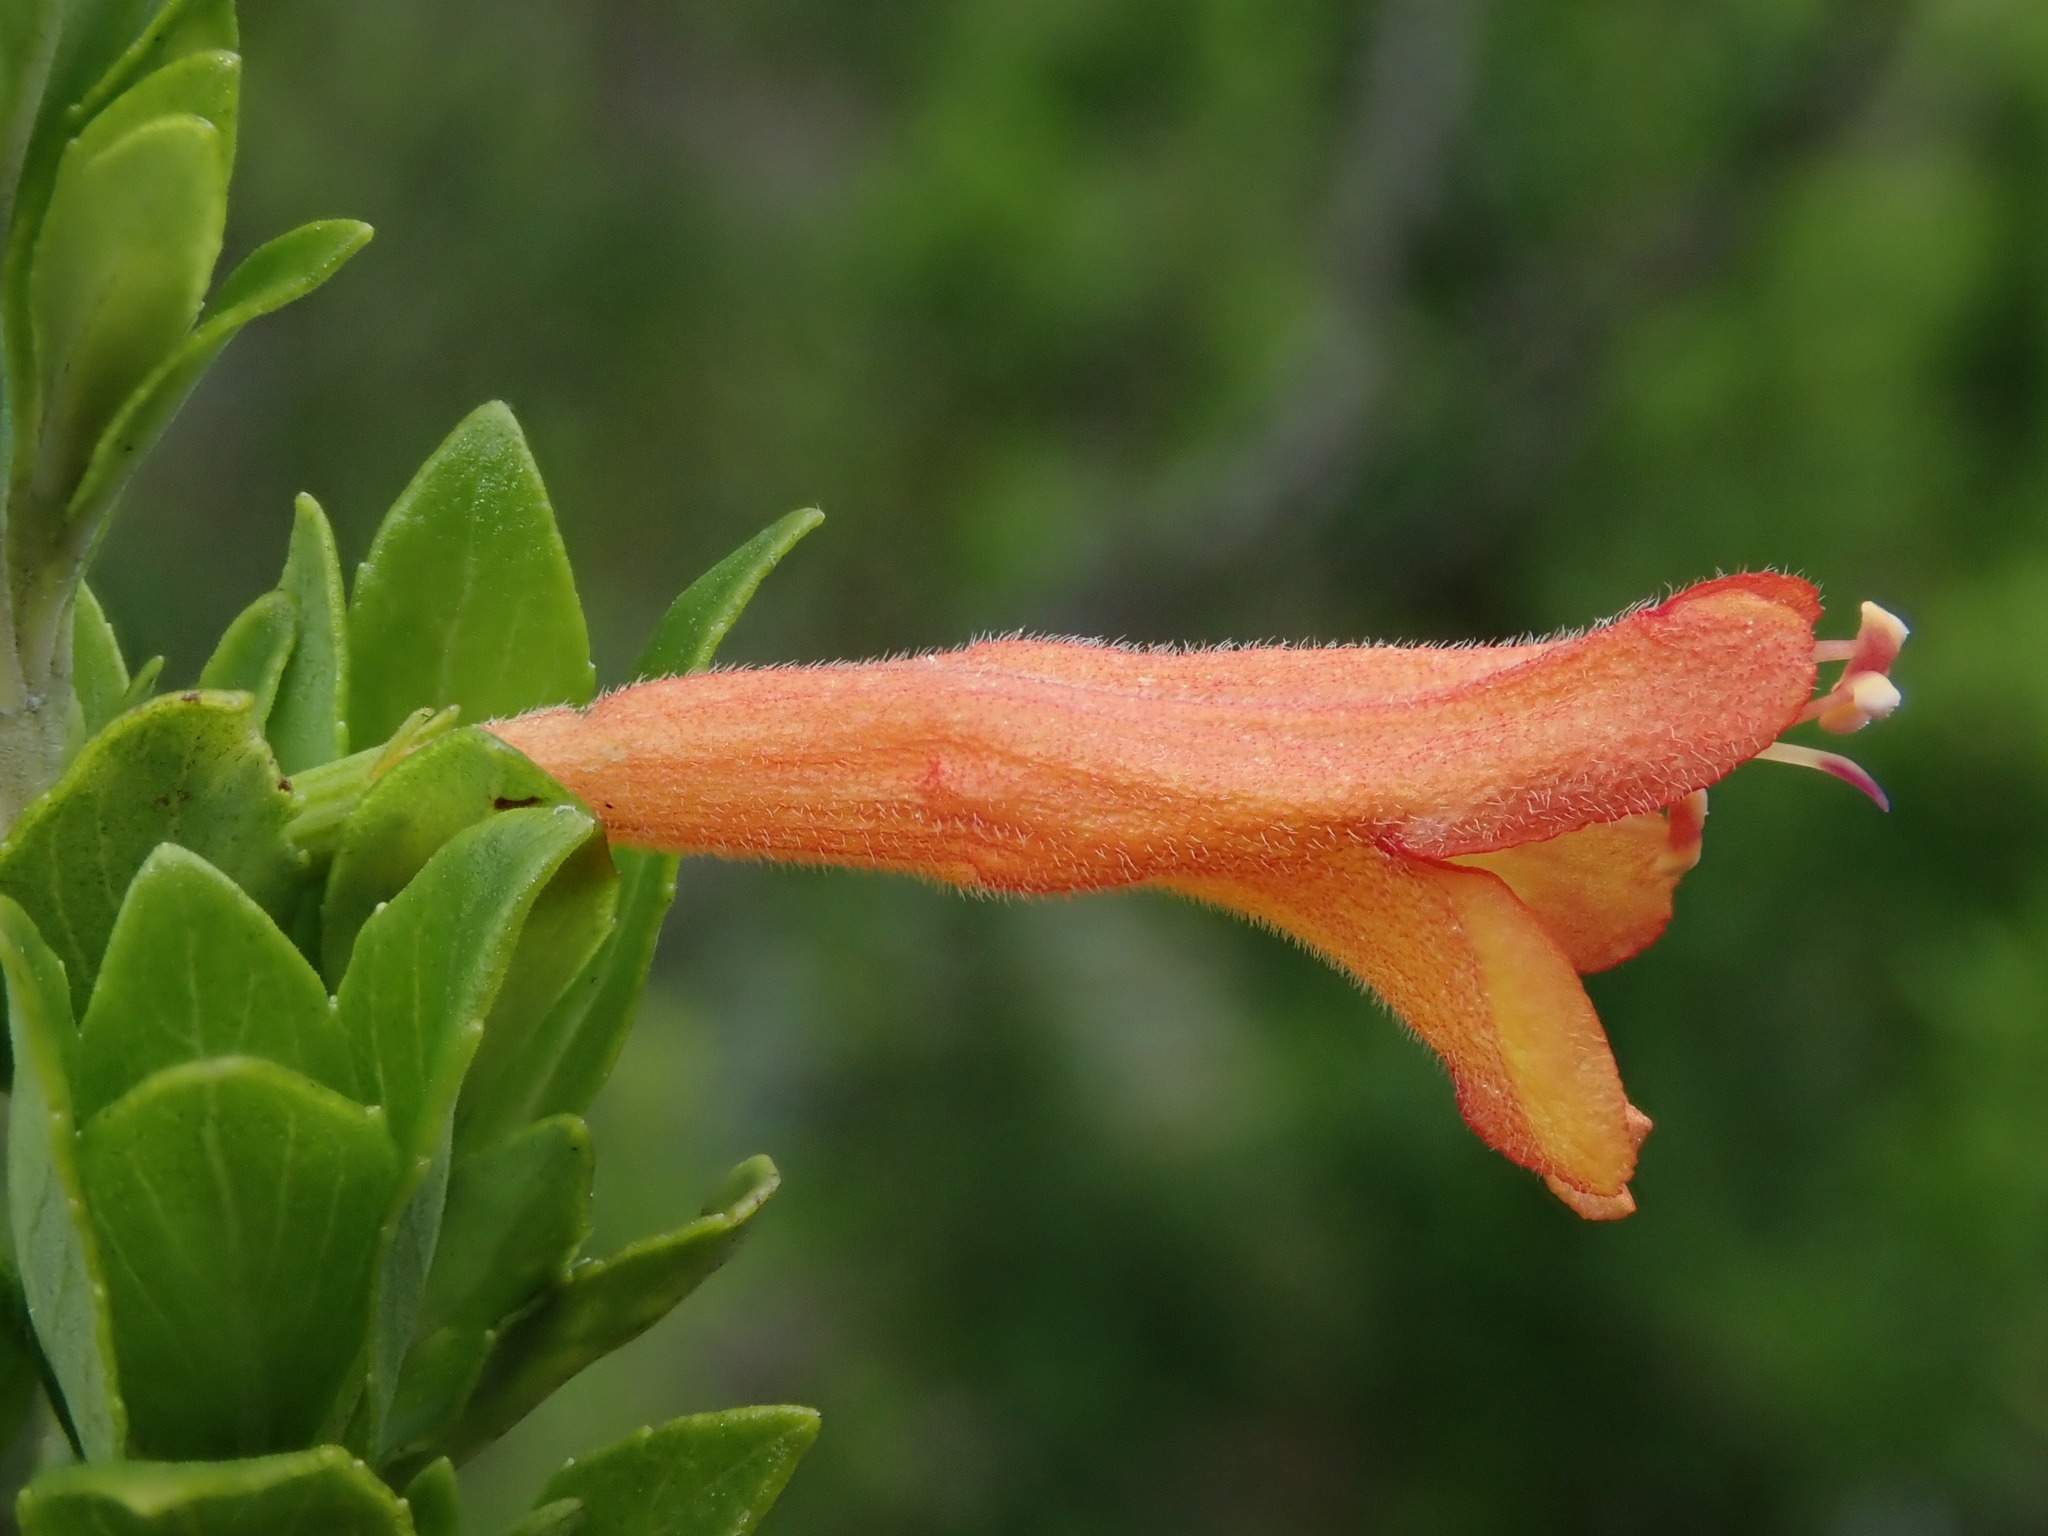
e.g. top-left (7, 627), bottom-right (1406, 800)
top-left (206, 220), bottom-right (370, 322)
top-left (0, 0), bottom-right (188, 314)
top-left (537, 1408), bottom-right (819, 1536)
top-left (382, 1325), bottom-right (489, 1468)
top-left (68, 50), bottom-right (240, 174)
top-left (0, 690), bottom-right (305, 1015)
top-left (338, 806), bottom-right (607, 1439)
top-left (267, 493), bottom-right (350, 774)
top-left (0, 0), bottom-right (62, 238)
top-left (67, 0), bottom-right (239, 135)
top-left (321, 726), bottom-right (583, 984)
top-left (64, 219), bottom-right (373, 553)
top-left (17, 1445), bottom-right (415, 1536)
top-left (348, 402), bottom-right (594, 745)
top-left (73, 844), bottom-right (351, 1119)
top-left (402, 1458), bottom-right (460, 1536)
top-left (115, 653), bottom-right (162, 714)
top-left (534, 511), bottom-right (819, 1120)
top-left (529, 849), bottom-right (674, 1121)
top-left (27, 114), bottom-right (226, 520)
top-left (446, 1157), bottom-right (779, 1461)
top-left (454, 840), bottom-right (616, 1153)
top-left (79, 1057), bottom-right (400, 1459)
top-left (0, 1259), bottom-right (44, 1470)
top-left (633, 508), bottom-right (822, 682)
top-left (385, 1117), bottom-right (593, 1469)
top-left (71, 582), bottom-right (128, 736)
top-left (317, 725), bottom-right (619, 1145)
top-left (8, 0), bottom-right (237, 292)
top-left (424, 1114), bottom-right (592, 1335)
top-left (509, 1501), bottom-right (587, 1536)
top-left (0, 897), bottom-right (125, 1462)
top-left (197, 589), bottom-right (295, 722)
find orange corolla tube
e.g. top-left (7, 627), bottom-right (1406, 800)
top-left (492, 572), bottom-right (1901, 1219)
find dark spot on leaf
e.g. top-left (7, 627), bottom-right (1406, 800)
top-left (278, 778), bottom-right (293, 792)
top-left (493, 795), bottom-right (544, 810)
top-left (180, 691), bottom-right (201, 703)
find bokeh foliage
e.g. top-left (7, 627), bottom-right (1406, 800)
top-left (99, 0), bottom-right (2048, 1530)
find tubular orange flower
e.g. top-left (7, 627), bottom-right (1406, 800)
top-left (491, 573), bottom-right (1902, 1220)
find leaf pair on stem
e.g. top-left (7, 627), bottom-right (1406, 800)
top-left (0, 399), bottom-right (825, 1536)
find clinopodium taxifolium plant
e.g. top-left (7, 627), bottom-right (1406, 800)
top-left (0, 1), bottom-right (1913, 1533)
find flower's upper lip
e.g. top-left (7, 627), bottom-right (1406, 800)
top-left (494, 573), bottom-right (1822, 882)
top-left (917, 579), bottom-right (1818, 858)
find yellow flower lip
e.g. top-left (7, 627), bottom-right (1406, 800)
top-left (492, 573), bottom-right (1900, 1218)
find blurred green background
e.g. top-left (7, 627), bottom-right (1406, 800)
top-left (94, 0), bottom-right (2048, 1529)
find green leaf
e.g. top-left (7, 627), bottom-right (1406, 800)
top-left (73, 844), bottom-right (351, 1120)
top-left (0, 0), bottom-right (62, 240)
top-left (536, 1408), bottom-right (819, 1536)
top-left (508, 1500), bottom-right (587, 1536)
top-left (68, 50), bottom-right (240, 175)
top-left (1, 0), bottom-right (205, 321)
top-left (348, 402), bottom-right (595, 746)
top-left (0, 690), bottom-right (305, 1016)
top-left (115, 653), bottom-right (161, 713)
top-left (445, 1157), bottom-right (780, 1462)
top-left (204, 220), bottom-right (370, 322)
top-left (197, 588), bottom-right (296, 722)
top-left (267, 493), bottom-right (350, 774)
top-left (527, 849), bottom-right (674, 1122)
top-left (423, 1114), bottom-right (592, 1335)
top-left (66, 0), bottom-right (239, 135)
top-left (318, 725), bottom-right (619, 1152)
top-left (63, 219), bottom-right (373, 557)
top-left (633, 508), bottom-right (822, 682)
top-left (454, 839), bottom-right (617, 1154)
top-left (0, 1259), bottom-right (44, 1471)
top-left (17, 1445), bottom-right (415, 1536)
top-left (533, 511), bottom-right (819, 1121)
top-left (338, 806), bottom-right (607, 1442)
top-left (71, 582), bottom-right (129, 736)
top-left (0, 897), bottom-right (125, 1462)
top-left (402, 1458), bottom-right (460, 1536)
top-left (382, 1325), bottom-right (489, 1469)
top-left (79, 1057), bottom-right (400, 1459)
top-left (321, 726), bottom-right (583, 984)
top-left (385, 1117), bottom-right (592, 1469)
top-left (26, 113), bottom-right (226, 521)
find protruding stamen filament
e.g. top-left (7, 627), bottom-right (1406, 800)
top-left (1755, 742), bottom-right (1890, 812)
top-left (1803, 600), bottom-right (1909, 734)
